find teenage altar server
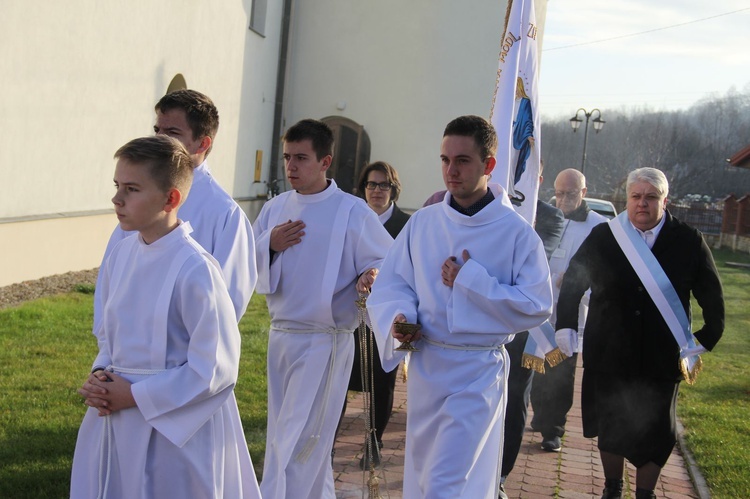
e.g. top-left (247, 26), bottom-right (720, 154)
top-left (253, 119), bottom-right (392, 498)
top-left (72, 136), bottom-right (261, 499)
top-left (367, 115), bottom-right (553, 498)
top-left (94, 89), bottom-right (255, 324)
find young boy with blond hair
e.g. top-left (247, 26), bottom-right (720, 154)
top-left (71, 135), bottom-right (260, 499)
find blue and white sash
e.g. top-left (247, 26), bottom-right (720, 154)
top-left (609, 213), bottom-right (702, 384)
top-left (522, 320), bottom-right (565, 373)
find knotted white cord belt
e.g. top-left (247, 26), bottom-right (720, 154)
top-left (271, 327), bottom-right (352, 463)
top-left (272, 326), bottom-right (352, 335)
top-left (97, 365), bottom-right (166, 499)
top-left (421, 335), bottom-right (506, 351)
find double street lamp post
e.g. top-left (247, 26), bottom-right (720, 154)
top-left (569, 108), bottom-right (605, 176)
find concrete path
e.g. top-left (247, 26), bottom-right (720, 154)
top-left (333, 359), bottom-right (703, 498)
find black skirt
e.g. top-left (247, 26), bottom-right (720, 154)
top-left (581, 369), bottom-right (679, 468)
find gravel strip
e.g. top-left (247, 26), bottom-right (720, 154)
top-left (0, 268), bottom-right (99, 310)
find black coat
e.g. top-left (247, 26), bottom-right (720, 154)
top-left (556, 211), bottom-right (724, 381)
top-left (534, 200), bottom-right (565, 260)
top-left (383, 204), bottom-right (411, 239)
top-left (349, 203), bottom-right (411, 391)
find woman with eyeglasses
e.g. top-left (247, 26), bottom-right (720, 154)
top-left (337, 161), bottom-right (410, 469)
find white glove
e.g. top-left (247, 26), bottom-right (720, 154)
top-left (555, 328), bottom-right (578, 358)
top-left (682, 345), bottom-right (707, 358)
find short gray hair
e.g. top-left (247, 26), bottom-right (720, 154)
top-left (626, 167), bottom-right (669, 198)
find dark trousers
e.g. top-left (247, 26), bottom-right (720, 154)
top-left (530, 352), bottom-right (578, 440)
top-left (338, 327), bottom-right (398, 447)
top-left (501, 331), bottom-right (534, 477)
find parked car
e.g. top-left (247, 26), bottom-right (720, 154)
top-left (548, 196), bottom-right (618, 219)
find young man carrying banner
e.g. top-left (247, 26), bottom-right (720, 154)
top-left (555, 167), bottom-right (724, 499)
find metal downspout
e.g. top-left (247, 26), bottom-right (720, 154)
top-left (268, 0), bottom-right (294, 196)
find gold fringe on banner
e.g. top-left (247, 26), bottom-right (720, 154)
top-left (545, 348), bottom-right (566, 368)
top-left (521, 353), bottom-right (545, 374)
top-left (680, 355), bottom-right (703, 385)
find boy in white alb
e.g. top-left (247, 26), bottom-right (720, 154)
top-left (72, 136), bottom-right (261, 499)
top-left (368, 116), bottom-right (553, 498)
top-left (253, 119), bottom-right (392, 498)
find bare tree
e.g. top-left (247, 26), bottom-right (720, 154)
top-left (541, 87), bottom-right (750, 201)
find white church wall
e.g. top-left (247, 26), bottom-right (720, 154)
top-left (1, 1), bottom-right (282, 285)
top-left (281, 0), bottom-right (532, 210)
top-left (1, 0), bottom-right (548, 286)
top-left (0, 214), bottom-right (115, 287)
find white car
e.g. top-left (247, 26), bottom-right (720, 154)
top-left (549, 196), bottom-right (617, 219)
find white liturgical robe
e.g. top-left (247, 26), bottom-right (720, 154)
top-left (368, 183), bottom-right (553, 498)
top-left (253, 180), bottom-right (392, 499)
top-left (94, 161), bottom-right (256, 325)
top-left (71, 223), bottom-right (260, 499)
top-left (548, 210), bottom-right (607, 350)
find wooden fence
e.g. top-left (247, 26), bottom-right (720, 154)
top-left (600, 195), bottom-right (749, 253)
top-left (719, 194), bottom-right (750, 252)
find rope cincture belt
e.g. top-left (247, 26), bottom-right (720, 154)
top-left (273, 326), bottom-right (352, 335)
top-left (421, 335), bottom-right (506, 351)
top-left (272, 327), bottom-right (352, 464)
top-left (97, 365), bottom-right (166, 499)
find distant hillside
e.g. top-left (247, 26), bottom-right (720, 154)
top-left (540, 85), bottom-right (750, 202)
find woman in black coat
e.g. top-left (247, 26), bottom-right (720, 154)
top-left (340, 161), bottom-right (410, 468)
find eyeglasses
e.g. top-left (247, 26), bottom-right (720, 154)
top-left (555, 190), bottom-right (581, 199)
top-left (365, 181), bottom-right (392, 191)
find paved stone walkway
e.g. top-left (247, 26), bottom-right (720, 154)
top-left (333, 359), bottom-right (703, 498)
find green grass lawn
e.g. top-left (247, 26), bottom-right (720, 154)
top-left (0, 292), bottom-right (270, 498)
top-left (0, 249), bottom-right (747, 498)
top-left (677, 248), bottom-right (750, 499)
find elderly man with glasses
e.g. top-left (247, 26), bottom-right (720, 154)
top-left (529, 168), bottom-right (608, 454)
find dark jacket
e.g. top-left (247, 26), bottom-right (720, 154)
top-left (383, 204), bottom-right (410, 239)
top-left (556, 211), bottom-right (724, 381)
top-left (534, 200), bottom-right (564, 260)
top-left (348, 203), bottom-right (410, 391)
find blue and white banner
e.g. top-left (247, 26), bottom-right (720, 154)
top-left (490, 0), bottom-right (541, 225)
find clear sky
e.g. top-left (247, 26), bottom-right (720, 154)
top-left (538, 0), bottom-right (750, 118)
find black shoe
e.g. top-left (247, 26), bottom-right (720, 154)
top-left (541, 436), bottom-right (561, 452)
top-left (498, 482), bottom-right (508, 499)
top-left (635, 488), bottom-right (656, 499)
top-left (601, 478), bottom-right (623, 499)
